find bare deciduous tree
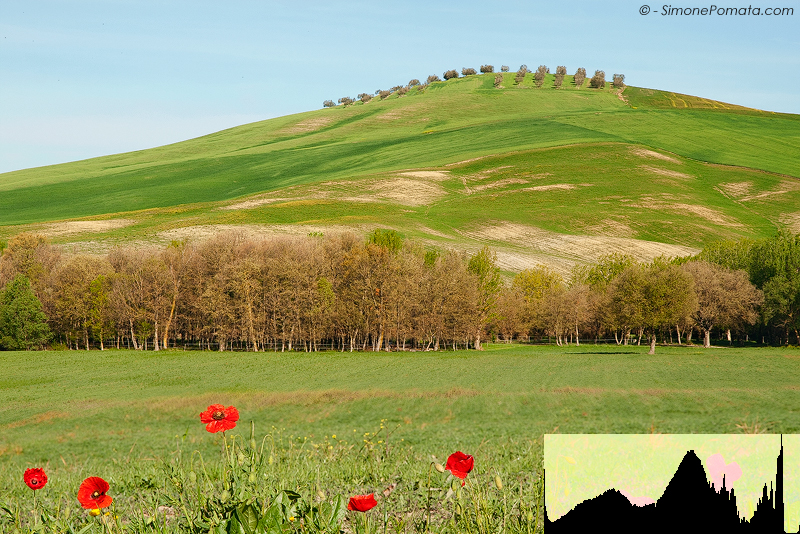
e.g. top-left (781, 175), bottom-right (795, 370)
top-left (443, 69), bottom-right (459, 80)
top-left (461, 67), bottom-right (477, 76)
top-left (613, 73), bottom-right (625, 89)
top-left (480, 65), bottom-right (494, 73)
top-left (426, 74), bottom-right (441, 83)
top-left (500, 65), bottom-right (509, 72)
top-left (681, 261), bottom-right (763, 347)
top-left (322, 100), bottom-right (335, 108)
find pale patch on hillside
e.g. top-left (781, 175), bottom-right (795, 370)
top-left (39, 219), bottom-right (136, 236)
top-left (158, 224), bottom-right (372, 242)
top-left (779, 212), bottom-right (800, 233)
top-left (279, 117), bottom-right (333, 135)
top-left (468, 178), bottom-right (529, 193)
top-left (631, 196), bottom-right (743, 227)
top-left (219, 173), bottom-right (447, 210)
top-left (739, 181), bottom-right (800, 202)
top-left (520, 183), bottom-right (579, 192)
top-left (629, 147), bottom-right (681, 164)
top-left (457, 221), bottom-right (699, 272)
top-left (365, 177), bottom-right (446, 206)
top-left (640, 165), bottom-right (693, 180)
top-left (717, 181), bottom-right (753, 198)
top-left (398, 171), bottom-right (450, 181)
top-left (220, 198), bottom-right (290, 210)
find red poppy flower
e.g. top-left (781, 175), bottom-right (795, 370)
top-left (347, 493), bottom-right (378, 512)
top-left (24, 468), bottom-right (47, 490)
top-left (77, 477), bottom-right (113, 509)
top-left (446, 451), bottom-right (474, 480)
top-left (199, 404), bottom-right (239, 433)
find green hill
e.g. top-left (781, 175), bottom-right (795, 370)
top-left (2, 73), bottom-right (799, 274)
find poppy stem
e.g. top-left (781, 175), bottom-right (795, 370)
top-left (425, 462), bottom-right (434, 533)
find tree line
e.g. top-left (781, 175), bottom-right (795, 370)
top-left (324, 64), bottom-right (621, 108)
top-left (2, 230), bottom-right (794, 352)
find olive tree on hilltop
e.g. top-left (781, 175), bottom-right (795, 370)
top-left (589, 70), bottom-right (606, 88)
top-left (573, 67), bottom-right (587, 87)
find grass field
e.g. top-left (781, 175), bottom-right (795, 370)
top-left (2, 73), bottom-right (799, 275)
top-left (2, 344), bottom-right (799, 531)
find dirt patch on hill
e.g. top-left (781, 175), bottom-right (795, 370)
top-left (520, 183), bottom-right (578, 192)
top-left (639, 165), bottom-right (692, 180)
top-left (445, 155), bottom-right (495, 167)
top-left (779, 212), bottom-right (800, 233)
top-left (158, 224), bottom-right (370, 243)
top-left (629, 147), bottom-right (681, 164)
top-left (366, 177), bottom-right (446, 206)
top-left (460, 222), bottom-right (698, 265)
top-left (717, 181), bottom-right (753, 198)
top-left (398, 170), bottom-right (450, 181)
top-left (40, 219), bottom-right (136, 236)
top-left (219, 198), bottom-right (290, 210)
top-left (468, 178), bottom-right (529, 193)
top-left (631, 197), bottom-right (742, 227)
top-left (280, 117), bottom-right (333, 135)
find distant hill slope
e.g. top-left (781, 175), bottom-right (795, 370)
top-left (2, 73), bottom-right (799, 274)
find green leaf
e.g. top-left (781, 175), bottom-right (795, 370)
top-left (235, 504), bottom-right (260, 534)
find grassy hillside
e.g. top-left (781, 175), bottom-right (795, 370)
top-left (2, 73), bottom-right (799, 273)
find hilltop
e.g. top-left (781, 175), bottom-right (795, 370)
top-left (1, 72), bottom-right (799, 275)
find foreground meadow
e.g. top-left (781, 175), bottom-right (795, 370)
top-left (2, 344), bottom-right (799, 532)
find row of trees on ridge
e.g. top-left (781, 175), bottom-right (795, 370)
top-left (324, 64), bottom-right (622, 107)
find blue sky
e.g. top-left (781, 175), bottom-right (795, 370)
top-left (1, 0), bottom-right (798, 174)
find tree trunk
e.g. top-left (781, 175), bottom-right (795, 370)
top-left (703, 329), bottom-right (711, 348)
top-left (676, 324), bottom-right (682, 345)
top-left (153, 322), bottom-right (160, 351)
top-left (687, 327), bottom-right (693, 344)
top-left (575, 323), bottom-right (580, 346)
top-left (648, 334), bottom-right (656, 355)
top-left (130, 320), bottom-right (139, 350)
top-left (475, 333), bottom-right (482, 351)
top-left (726, 329), bottom-right (732, 345)
top-left (637, 328), bottom-right (642, 346)
top-left (163, 295), bottom-right (176, 350)
top-left (614, 331), bottom-right (620, 345)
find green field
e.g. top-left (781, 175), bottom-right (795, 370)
top-left (2, 344), bottom-right (799, 531)
top-left (2, 73), bottom-right (799, 275)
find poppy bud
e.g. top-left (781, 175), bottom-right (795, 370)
top-left (237, 452), bottom-right (245, 465)
top-left (250, 439), bottom-right (257, 451)
top-left (455, 503), bottom-right (462, 515)
top-left (434, 463), bottom-right (445, 473)
top-left (494, 475), bottom-right (503, 490)
top-left (188, 471), bottom-right (197, 484)
top-left (248, 472), bottom-right (257, 484)
top-left (268, 455), bottom-right (274, 465)
top-left (527, 511), bottom-right (534, 522)
top-left (317, 489), bottom-right (326, 500)
top-left (451, 479), bottom-right (460, 492)
top-left (220, 490), bottom-right (230, 503)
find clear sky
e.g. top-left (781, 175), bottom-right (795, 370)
top-left (1, 0), bottom-right (798, 174)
